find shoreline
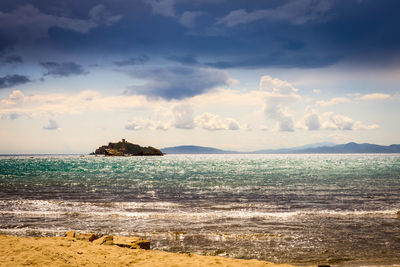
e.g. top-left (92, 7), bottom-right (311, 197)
top-left (1, 234), bottom-right (399, 267)
top-left (1, 154), bottom-right (400, 267)
top-left (0, 234), bottom-right (299, 267)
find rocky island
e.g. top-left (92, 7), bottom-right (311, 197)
top-left (93, 139), bottom-right (163, 156)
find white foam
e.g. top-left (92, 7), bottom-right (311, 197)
top-left (1, 199), bottom-right (398, 220)
top-left (1, 207), bottom-right (398, 220)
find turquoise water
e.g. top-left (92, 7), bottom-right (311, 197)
top-left (1, 154), bottom-right (400, 265)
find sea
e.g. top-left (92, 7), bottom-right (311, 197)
top-left (0, 154), bottom-right (399, 266)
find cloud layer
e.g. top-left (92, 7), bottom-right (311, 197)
top-left (0, 75), bottom-right (30, 89)
top-left (43, 119), bottom-right (59, 130)
top-left (260, 75), bottom-right (301, 132)
top-left (125, 66), bottom-right (232, 100)
top-left (0, 0), bottom-right (399, 69)
top-left (304, 107), bottom-right (379, 131)
top-left (0, 4), bottom-right (122, 43)
top-left (217, 0), bottom-right (334, 27)
top-left (125, 107), bottom-right (243, 132)
top-left (41, 62), bottom-right (88, 77)
top-left (0, 71), bottom-right (386, 142)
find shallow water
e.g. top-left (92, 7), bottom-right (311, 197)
top-left (1, 154), bottom-right (399, 265)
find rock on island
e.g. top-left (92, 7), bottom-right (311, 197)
top-left (93, 139), bottom-right (163, 156)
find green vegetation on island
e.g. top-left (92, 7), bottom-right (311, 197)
top-left (93, 139), bottom-right (163, 156)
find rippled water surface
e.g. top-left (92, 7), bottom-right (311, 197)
top-left (1, 154), bottom-right (400, 265)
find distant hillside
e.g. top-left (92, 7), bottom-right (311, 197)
top-left (161, 145), bottom-right (240, 154)
top-left (294, 142), bottom-right (400, 154)
top-left (254, 142), bottom-right (336, 154)
top-left (161, 143), bottom-right (400, 154)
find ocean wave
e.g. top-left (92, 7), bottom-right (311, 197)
top-left (1, 199), bottom-right (398, 220)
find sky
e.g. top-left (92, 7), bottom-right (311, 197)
top-left (0, 0), bottom-right (399, 153)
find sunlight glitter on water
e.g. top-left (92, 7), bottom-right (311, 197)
top-left (1, 154), bottom-right (400, 265)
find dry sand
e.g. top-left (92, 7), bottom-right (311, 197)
top-left (0, 234), bottom-right (298, 267)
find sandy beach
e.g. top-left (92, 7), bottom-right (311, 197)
top-left (0, 234), bottom-right (298, 267)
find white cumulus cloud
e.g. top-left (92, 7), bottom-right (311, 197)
top-left (172, 104), bottom-right (195, 129)
top-left (260, 75), bottom-right (300, 132)
top-left (195, 113), bottom-right (241, 131)
top-left (259, 75), bottom-right (299, 95)
top-left (359, 93), bottom-right (391, 101)
top-left (43, 119), bottom-right (60, 130)
top-left (125, 110), bottom-right (243, 132)
top-left (304, 107), bottom-right (321, 130)
top-left (320, 112), bottom-right (379, 131)
top-left (125, 118), bottom-right (170, 131)
top-left (316, 97), bottom-right (350, 107)
top-left (0, 90), bottom-right (148, 117)
top-left (1, 90), bottom-right (25, 105)
top-left (302, 107), bottom-right (379, 132)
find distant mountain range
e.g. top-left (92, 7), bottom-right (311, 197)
top-left (252, 142), bottom-right (337, 154)
top-left (161, 142), bottom-right (400, 154)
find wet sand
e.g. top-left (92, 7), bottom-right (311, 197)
top-left (0, 234), bottom-right (298, 267)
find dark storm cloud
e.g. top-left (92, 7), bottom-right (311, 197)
top-left (124, 65), bottom-right (231, 100)
top-left (114, 55), bottom-right (149, 66)
top-left (0, 74), bottom-right (30, 88)
top-left (206, 52), bottom-right (340, 69)
top-left (1, 0), bottom-right (400, 69)
top-left (40, 61), bottom-right (88, 77)
top-left (0, 3), bottom-right (122, 53)
top-left (0, 55), bottom-right (23, 64)
top-left (166, 55), bottom-right (199, 65)
top-left (0, 33), bottom-right (15, 54)
top-left (217, 0), bottom-right (335, 27)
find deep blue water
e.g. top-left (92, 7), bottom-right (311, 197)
top-left (1, 154), bottom-right (399, 265)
